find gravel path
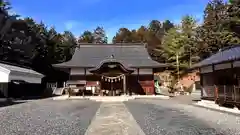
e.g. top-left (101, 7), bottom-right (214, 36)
top-left (1, 98), bottom-right (240, 135)
top-left (0, 99), bottom-right (100, 135)
top-left (125, 99), bottom-right (240, 135)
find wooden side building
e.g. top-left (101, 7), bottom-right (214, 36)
top-left (53, 43), bottom-right (168, 96)
top-left (192, 45), bottom-right (240, 108)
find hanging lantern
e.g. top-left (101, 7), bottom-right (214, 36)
top-left (101, 76), bottom-right (104, 79)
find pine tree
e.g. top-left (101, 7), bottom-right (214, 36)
top-left (227, 0), bottom-right (240, 37)
top-left (197, 0), bottom-right (239, 59)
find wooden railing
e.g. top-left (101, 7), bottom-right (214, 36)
top-left (214, 85), bottom-right (240, 104)
top-left (202, 85), bottom-right (216, 99)
top-left (234, 86), bottom-right (240, 103)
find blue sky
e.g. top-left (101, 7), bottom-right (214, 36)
top-left (11, 0), bottom-right (210, 41)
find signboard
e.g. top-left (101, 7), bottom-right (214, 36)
top-left (139, 68), bottom-right (153, 75)
top-left (70, 68), bottom-right (85, 75)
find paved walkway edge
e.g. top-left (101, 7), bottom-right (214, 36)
top-left (85, 102), bottom-right (145, 135)
top-left (194, 101), bottom-right (240, 115)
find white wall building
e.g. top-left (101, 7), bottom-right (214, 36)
top-left (0, 62), bottom-right (44, 97)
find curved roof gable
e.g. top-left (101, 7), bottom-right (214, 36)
top-left (53, 44), bottom-right (168, 68)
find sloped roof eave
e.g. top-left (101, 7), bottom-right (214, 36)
top-left (191, 46), bottom-right (240, 69)
top-left (9, 71), bottom-right (44, 78)
top-left (0, 63), bottom-right (44, 77)
top-left (0, 66), bottom-right (10, 74)
top-left (53, 63), bottom-right (169, 69)
top-left (191, 58), bottom-right (240, 69)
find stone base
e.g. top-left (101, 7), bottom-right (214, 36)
top-left (132, 95), bottom-right (170, 100)
top-left (89, 96), bottom-right (135, 102)
top-left (53, 95), bottom-right (170, 102)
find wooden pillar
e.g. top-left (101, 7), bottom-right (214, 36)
top-left (200, 72), bottom-right (203, 98)
top-left (111, 82), bottom-right (115, 96)
top-left (212, 64), bottom-right (217, 101)
top-left (231, 61), bottom-right (236, 102)
top-left (199, 67), bottom-right (205, 99)
top-left (123, 75), bottom-right (126, 95)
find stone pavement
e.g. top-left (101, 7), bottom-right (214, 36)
top-left (85, 102), bottom-right (145, 135)
top-left (0, 98), bottom-right (240, 135)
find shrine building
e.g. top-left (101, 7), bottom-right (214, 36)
top-left (53, 43), bottom-right (168, 96)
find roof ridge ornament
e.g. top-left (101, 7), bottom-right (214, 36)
top-left (110, 54), bottom-right (114, 59)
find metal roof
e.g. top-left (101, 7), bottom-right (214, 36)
top-left (0, 62), bottom-right (44, 77)
top-left (53, 44), bottom-right (168, 68)
top-left (192, 45), bottom-right (240, 68)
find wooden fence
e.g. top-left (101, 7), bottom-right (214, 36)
top-left (202, 85), bottom-right (240, 107)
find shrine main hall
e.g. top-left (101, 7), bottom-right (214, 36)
top-left (53, 43), bottom-right (168, 96)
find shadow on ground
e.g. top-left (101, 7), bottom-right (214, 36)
top-left (125, 101), bottom-right (232, 135)
top-left (0, 95), bottom-right (56, 108)
top-left (0, 99), bottom-right (26, 108)
top-left (18, 95), bottom-right (56, 100)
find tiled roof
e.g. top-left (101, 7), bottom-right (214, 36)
top-left (192, 45), bottom-right (240, 68)
top-left (53, 44), bottom-right (168, 68)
